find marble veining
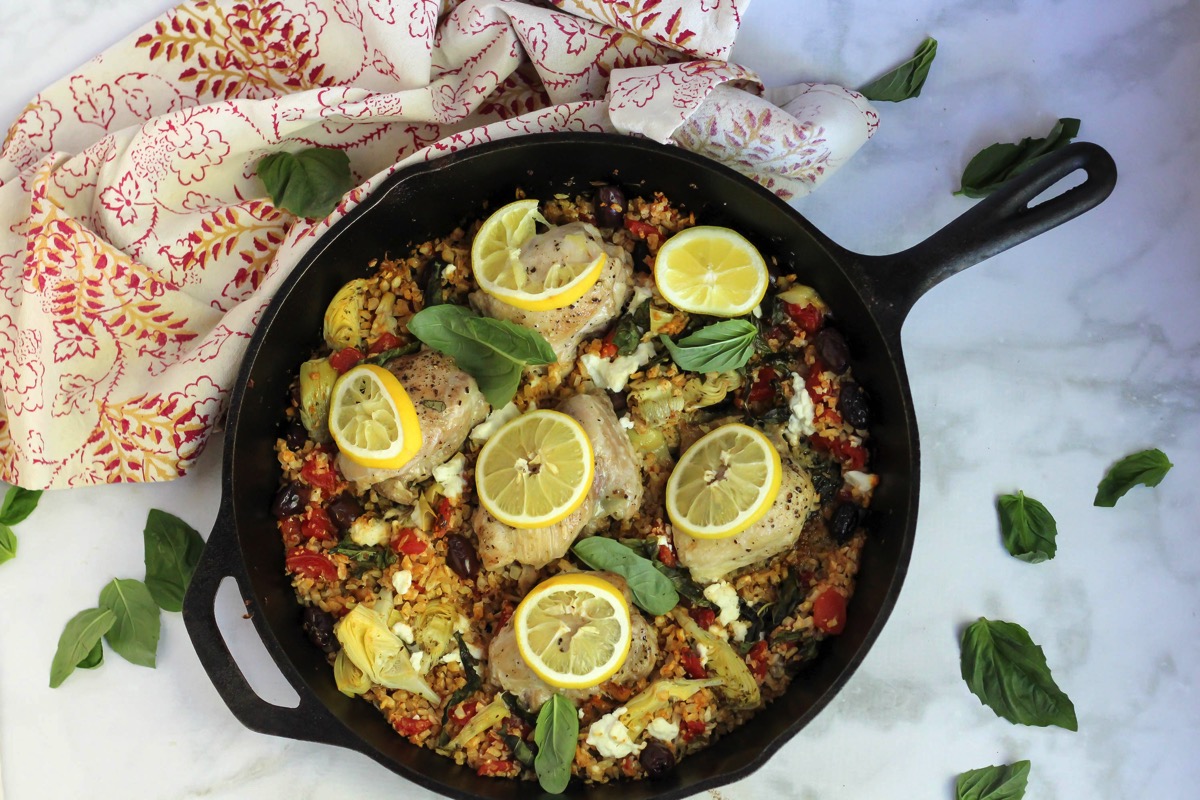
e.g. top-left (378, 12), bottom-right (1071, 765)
top-left (2, 0), bottom-right (1199, 798)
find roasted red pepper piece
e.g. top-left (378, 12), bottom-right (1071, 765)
top-left (812, 587), bottom-right (847, 634)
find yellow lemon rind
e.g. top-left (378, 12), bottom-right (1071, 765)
top-left (653, 225), bottom-right (769, 317)
top-left (477, 251), bottom-right (606, 312)
top-left (328, 364), bottom-right (423, 470)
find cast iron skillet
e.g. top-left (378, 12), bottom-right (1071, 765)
top-left (183, 133), bottom-right (1116, 799)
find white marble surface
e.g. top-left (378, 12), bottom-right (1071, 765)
top-left (2, 1), bottom-right (1198, 798)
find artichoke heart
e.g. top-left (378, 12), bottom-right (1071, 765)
top-left (334, 649), bottom-right (371, 696)
top-left (323, 278), bottom-right (369, 350)
top-left (672, 609), bottom-right (760, 709)
top-left (298, 357), bottom-right (338, 443)
top-left (335, 604), bottom-right (439, 704)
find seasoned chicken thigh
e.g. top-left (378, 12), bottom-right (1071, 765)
top-left (474, 392), bottom-right (642, 571)
top-left (338, 349), bottom-right (489, 504)
top-left (470, 222), bottom-right (632, 364)
top-left (673, 457), bottom-right (820, 584)
top-left (486, 572), bottom-right (658, 711)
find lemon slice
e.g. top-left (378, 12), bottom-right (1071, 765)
top-left (513, 573), bottom-right (632, 689)
top-left (471, 198), bottom-right (606, 312)
top-left (475, 409), bottom-right (594, 529)
top-left (653, 225), bottom-right (769, 316)
top-left (665, 423), bottom-right (782, 539)
top-left (328, 364), bottom-right (422, 469)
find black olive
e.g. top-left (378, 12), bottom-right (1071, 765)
top-left (838, 381), bottom-right (870, 429)
top-left (831, 503), bottom-right (861, 544)
top-left (283, 417), bottom-right (307, 451)
top-left (815, 327), bottom-right (850, 373)
top-left (639, 741), bottom-right (676, 779)
top-left (596, 185), bottom-right (626, 229)
top-left (271, 481), bottom-right (306, 519)
top-left (326, 494), bottom-right (363, 532)
top-left (445, 534), bottom-right (480, 580)
top-left (302, 606), bottom-right (339, 654)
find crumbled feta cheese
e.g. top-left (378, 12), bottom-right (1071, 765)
top-left (432, 453), bottom-right (467, 499)
top-left (729, 620), bottom-right (750, 643)
top-left (442, 263), bottom-right (456, 278)
top-left (618, 414), bottom-right (635, 430)
top-left (409, 650), bottom-right (425, 673)
top-left (392, 569), bottom-right (413, 596)
top-left (453, 614), bottom-right (471, 634)
top-left (392, 622), bottom-right (415, 644)
top-left (467, 642), bottom-right (484, 661)
top-left (578, 708), bottom-right (585, 720)
top-left (469, 402), bottom-right (521, 444)
top-left (627, 284), bottom-right (654, 315)
top-left (645, 717), bottom-right (680, 742)
top-left (844, 470), bottom-right (877, 494)
top-left (655, 533), bottom-right (670, 549)
top-left (349, 514), bottom-right (391, 546)
top-left (586, 707), bottom-right (644, 758)
top-left (580, 342), bottom-right (656, 392)
top-left (703, 581), bottom-right (741, 626)
top-left (440, 649), bottom-right (462, 665)
top-left (695, 643), bottom-right (710, 667)
top-left (785, 372), bottom-right (816, 445)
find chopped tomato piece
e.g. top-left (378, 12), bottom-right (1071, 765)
top-left (452, 700), bottom-right (482, 726)
top-left (328, 347), bottom-right (364, 374)
top-left (300, 455), bottom-right (338, 495)
top-left (624, 218), bottom-right (659, 239)
top-left (434, 497), bottom-right (455, 535)
top-left (368, 331), bottom-right (402, 354)
top-left (301, 506), bottom-right (337, 541)
top-left (812, 588), bottom-right (847, 635)
top-left (805, 358), bottom-right (829, 399)
top-left (392, 715), bottom-right (433, 737)
top-left (476, 760), bottom-right (517, 777)
top-left (784, 302), bottom-right (825, 334)
top-left (681, 718), bottom-right (707, 742)
top-left (748, 366), bottom-right (778, 404)
top-left (747, 639), bottom-right (770, 681)
top-left (656, 542), bottom-right (677, 568)
top-left (680, 649), bottom-right (707, 679)
top-left (279, 516), bottom-right (304, 547)
top-left (285, 548), bottom-right (338, 581)
top-left (391, 527), bottom-right (427, 556)
top-left (689, 607), bottom-right (716, 629)
top-left (810, 435), bottom-right (868, 472)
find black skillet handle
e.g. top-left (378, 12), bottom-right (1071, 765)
top-left (849, 141), bottom-right (1117, 333)
top-left (182, 502), bottom-right (353, 748)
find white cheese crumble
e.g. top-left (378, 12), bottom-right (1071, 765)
top-left (442, 263), bottom-right (456, 278)
top-left (785, 372), bottom-right (817, 445)
top-left (469, 402), bottom-right (521, 444)
top-left (645, 717), bottom-right (680, 742)
top-left (618, 414), bottom-right (635, 430)
top-left (844, 470), bottom-right (877, 494)
top-left (729, 620), bottom-right (750, 643)
top-left (703, 581), bottom-right (741, 626)
top-left (392, 569), bottom-right (413, 596)
top-left (432, 452), bottom-right (467, 499)
top-left (580, 341), bottom-right (656, 392)
top-left (586, 707), bottom-right (644, 758)
top-left (695, 642), bottom-right (711, 668)
top-left (349, 514), bottom-right (391, 546)
top-left (467, 642), bottom-right (484, 661)
top-left (409, 650), bottom-right (425, 673)
top-left (391, 621), bottom-right (415, 645)
top-left (655, 533), bottom-right (670, 549)
top-left (440, 650), bottom-right (461, 665)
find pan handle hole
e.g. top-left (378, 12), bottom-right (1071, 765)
top-left (215, 576), bottom-right (301, 709)
top-left (1026, 167), bottom-right (1086, 208)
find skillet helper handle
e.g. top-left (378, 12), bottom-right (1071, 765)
top-left (857, 141), bottom-right (1117, 328)
top-left (183, 504), bottom-right (351, 748)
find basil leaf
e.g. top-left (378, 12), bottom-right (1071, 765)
top-left (0, 486), bottom-right (42, 525)
top-left (408, 304), bottom-right (556, 407)
top-left (649, 558), bottom-right (714, 609)
top-left (660, 319), bottom-right (758, 373)
top-left (50, 608), bottom-right (115, 688)
top-left (960, 618), bottom-right (1077, 730)
top-left (143, 509), bottom-right (205, 612)
top-left (1094, 448), bottom-right (1173, 507)
top-left (572, 537), bottom-right (679, 616)
top-left (439, 632), bottom-right (483, 741)
top-left (0, 523), bottom-right (15, 565)
top-left (502, 691), bottom-right (539, 726)
top-left (996, 491), bottom-right (1057, 563)
top-left (956, 118), bottom-right (1081, 198)
top-left (77, 639), bottom-right (105, 670)
top-left (611, 301), bottom-right (650, 356)
top-left (956, 760), bottom-right (1031, 800)
top-left (257, 147), bottom-right (354, 219)
top-left (423, 261), bottom-right (449, 308)
top-left (501, 731), bottom-right (537, 766)
top-left (534, 693), bottom-right (578, 794)
top-left (859, 36), bottom-right (938, 102)
top-left (98, 578), bottom-right (162, 668)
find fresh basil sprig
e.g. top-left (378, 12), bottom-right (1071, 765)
top-left (859, 36), bottom-right (938, 102)
top-left (660, 319), bottom-right (757, 373)
top-left (408, 304), bottom-right (556, 407)
top-left (143, 509), bottom-right (205, 612)
top-left (1094, 448), bottom-right (1173, 507)
top-left (438, 632), bottom-right (483, 744)
top-left (534, 693), bottom-right (578, 794)
top-left (955, 760), bottom-right (1031, 800)
top-left (960, 617), bottom-right (1077, 730)
top-left (99, 578), bottom-right (162, 668)
top-left (572, 537), bottom-right (679, 616)
top-left (257, 147), bottom-right (355, 219)
top-left (996, 491), bottom-right (1057, 563)
top-left (0, 485), bottom-right (42, 566)
top-left (50, 608), bottom-right (116, 688)
top-left (956, 118), bottom-right (1081, 198)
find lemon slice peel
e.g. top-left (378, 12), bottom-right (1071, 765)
top-left (328, 363), bottom-right (423, 470)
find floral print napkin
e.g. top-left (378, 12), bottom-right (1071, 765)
top-left (0, 0), bottom-right (877, 489)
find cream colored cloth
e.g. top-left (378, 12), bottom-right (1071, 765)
top-left (0, 0), bottom-right (876, 489)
